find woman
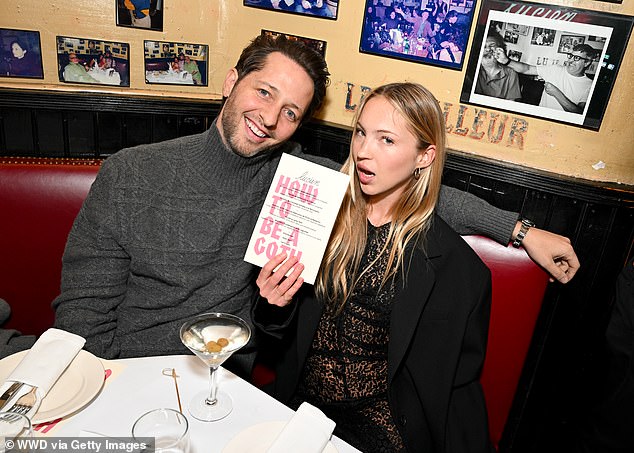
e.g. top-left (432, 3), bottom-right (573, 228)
top-left (254, 83), bottom-right (493, 452)
top-left (8, 40), bottom-right (42, 77)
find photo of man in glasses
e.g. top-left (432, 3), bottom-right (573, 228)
top-left (494, 42), bottom-right (596, 113)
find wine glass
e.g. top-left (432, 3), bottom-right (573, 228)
top-left (179, 312), bottom-right (251, 422)
top-left (132, 408), bottom-right (190, 453)
top-left (0, 412), bottom-right (32, 453)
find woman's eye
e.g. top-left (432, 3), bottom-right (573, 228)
top-left (354, 128), bottom-right (365, 137)
top-left (382, 136), bottom-right (394, 145)
top-left (258, 89), bottom-right (270, 97)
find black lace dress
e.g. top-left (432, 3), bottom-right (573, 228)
top-left (290, 222), bottom-right (406, 453)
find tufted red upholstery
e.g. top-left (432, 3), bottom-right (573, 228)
top-left (463, 235), bottom-right (549, 450)
top-left (0, 157), bottom-right (547, 450)
top-left (0, 157), bottom-right (102, 336)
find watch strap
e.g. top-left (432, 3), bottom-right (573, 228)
top-left (512, 218), bottom-right (535, 248)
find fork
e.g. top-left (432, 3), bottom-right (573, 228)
top-left (7, 386), bottom-right (38, 416)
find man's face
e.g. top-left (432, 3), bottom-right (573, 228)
top-left (566, 50), bottom-right (592, 77)
top-left (217, 52), bottom-right (314, 158)
top-left (11, 43), bottom-right (25, 58)
top-left (482, 37), bottom-right (500, 66)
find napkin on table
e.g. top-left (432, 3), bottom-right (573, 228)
top-left (266, 402), bottom-right (336, 453)
top-left (1, 328), bottom-right (85, 405)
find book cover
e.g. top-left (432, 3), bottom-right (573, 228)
top-left (244, 153), bottom-right (349, 285)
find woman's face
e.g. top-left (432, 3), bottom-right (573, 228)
top-left (11, 43), bottom-right (25, 59)
top-left (352, 96), bottom-right (434, 209)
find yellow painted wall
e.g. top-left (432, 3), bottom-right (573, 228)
top-left (1, 0), bottom-right (633, 184)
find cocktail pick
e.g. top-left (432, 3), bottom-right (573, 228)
top-left (162, 368), bottom-right (183, 414)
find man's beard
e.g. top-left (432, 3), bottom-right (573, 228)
top-left (220, 99), bottom-right (279, 158)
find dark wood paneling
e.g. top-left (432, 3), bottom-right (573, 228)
top-left (36, 110), bottom-right (65, 156)
top-left (0, 87), bottom-right (632, 453)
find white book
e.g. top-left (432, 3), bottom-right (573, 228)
top-left (244, 153), bottom-right (349, 285)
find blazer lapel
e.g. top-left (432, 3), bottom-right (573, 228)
top-left (296, 293), bottom-right (324, 365)
top-left (388, 234), bottom-right (442, 383)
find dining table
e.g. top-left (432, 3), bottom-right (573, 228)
top-left (145, 70), bottom-right (194, 85)
top-left (33, 354), bottom-right (362, 453)
top-left (87, 67), bottom-right (121, 86)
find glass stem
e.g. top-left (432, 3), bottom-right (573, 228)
top-left (206, 366), bottom-right (218, 406)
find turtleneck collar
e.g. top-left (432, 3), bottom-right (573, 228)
top-left (189, 119), bottom-right (285, 192)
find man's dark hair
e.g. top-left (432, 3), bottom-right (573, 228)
top-left (233, 34), bottom-right (330, 123)
top-left (486, 31), bottom-right (506, 52)
top-left (573, 43), bottom-right (596, 60)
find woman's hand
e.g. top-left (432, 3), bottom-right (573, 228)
top-left (256, 253), bottom-right (305, 307)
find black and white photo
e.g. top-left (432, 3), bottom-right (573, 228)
top-left (461, 0), bottom-right (634, 130)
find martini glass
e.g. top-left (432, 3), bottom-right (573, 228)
top-left (179, 313), bottom-right (251, 422)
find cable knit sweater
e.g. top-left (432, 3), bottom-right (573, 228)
top-left (52, 122), bottom-right (517, 374)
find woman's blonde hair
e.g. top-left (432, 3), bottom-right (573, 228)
top-left (315, 82), bottom-right (446, 313)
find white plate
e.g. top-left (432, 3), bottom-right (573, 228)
top-left (0, 349), bottom-right (105, 423)
top-left (222, 421), bottom-right (338, 453)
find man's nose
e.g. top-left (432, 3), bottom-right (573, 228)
top-left (259, 105), bottom-right (280, 129)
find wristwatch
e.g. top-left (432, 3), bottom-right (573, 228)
top-left (512, 218), bottom-right (535, 248)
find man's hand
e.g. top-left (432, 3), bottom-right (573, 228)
top-left (543, 81), bottom-right (562, 97)
top-left (494, 47), bottom-right (510, 65)
top-left (517, 225), bottom-right (580, 283)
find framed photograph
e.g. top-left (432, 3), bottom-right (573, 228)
top-left (504, 31), bottom-right (519, 44)
top-left (506, 23), bottom-right (529, 36)
top-left (261, 29), bottom-right (327, 56)
top-left (557, 34), bottom-right (585, 54)
top-left (244, 0), bottom-right (339, 20)
top-left (359, 0), bottom-right (476, 70)
top-left (508, 49), bottom-right (522, 61)
top-left (530, 27), bottom-right (556, 46)
top-left (56, 36), bottom-right (130, 87)
top-left (0, 28), bottom-right (43, 79)
top-left (144, 40), bottom-right (208, 86)
top-left (460, 0), bottom-right (634, 130)
top-left (116, 0), bottom-right (164, 31)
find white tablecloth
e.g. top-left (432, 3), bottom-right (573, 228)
top-left (88, 67), bottom-right (121, 86)
top-left (52, 355), bottom-right (361, 453)
top-left (145, 70), bottom-right (193, 85)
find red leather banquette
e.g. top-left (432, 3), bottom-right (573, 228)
top-left (0, 157), bottom-right (548, 450)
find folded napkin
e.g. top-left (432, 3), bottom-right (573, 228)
top-left (267, 402), bottom-right (336, 453)
top-left (2, 328), bottom-right (85, 401)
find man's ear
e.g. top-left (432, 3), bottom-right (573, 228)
top-left (222, 68), bottom-right (239, 97)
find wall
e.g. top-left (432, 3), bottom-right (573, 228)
top-left (1, 0), bottom-right (633, 184)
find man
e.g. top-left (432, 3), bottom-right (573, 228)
top-left (475, 31), bottom-right (522, 100)
top-left (395, 6), bottom-right (432, 40)
top-left (52, 35), bottom-right (579, 376)
top-left (183, 55), bottom-right (202, 85)
top-left (124, 0), bottom-right (151, 28)
top-left (496, 43), bottom-right (595, 113)
top-left (63, 53), bottom-right (98, 84)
